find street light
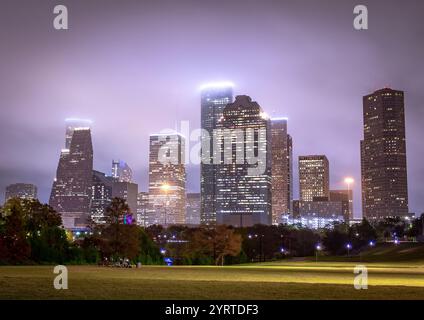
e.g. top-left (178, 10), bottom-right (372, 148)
top-left (344, 177), bottom-right (354, 219)
top-left (369, 240), bottom-right (375, 247)
top-left (346, 243), bottom-right (352, 257)
top-left (315, 244), bottom-right (322, 262)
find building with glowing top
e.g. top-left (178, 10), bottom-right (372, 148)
top-left (200, 82), bottom-right (234, 225)
top-left (215, 95), bottom-right (272, 227)
top-left (50, 124), bottom-right (93, 229)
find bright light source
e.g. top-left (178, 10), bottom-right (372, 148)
top-left (65, 118), bottom-right (93, 124)
top-left (260, 112), bottom-right (269, 120)
top-left (199, 81), bottom-right (234, 91)
top-left (344, 177), bottom-right (354, 184)
top-left (346, 243), bottom-right (352, 249)
top-left (161, 183), bottom-right (170, 192)
top-left (270, 117), bottom-right (289, 121)
top-left (369, 241), bottom-right (375, 246)
top-left (316, 245), bottom-right (322, 250)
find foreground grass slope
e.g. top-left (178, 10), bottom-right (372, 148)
top-left (1, 261), bottom-right (424, 300)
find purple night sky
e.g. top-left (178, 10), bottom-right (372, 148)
top-left (0, 0), bottom-right (423, 218)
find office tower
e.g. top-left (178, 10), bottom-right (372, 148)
top-left (299, 155), bottom-right (330, 202)
top-left (148, 132), bottom-right (186, 226)
top-left (215, 95), bottom-right (272, 227)
top-left (5, 183), bottom-right (37, 202)
top-left (65, 118), bottom-right (93, 149)
top-left (112, 181), bottom-right (138, 218)
top-left (200, 82), bottom-right (234, 225)
top-left (111, 160), bottom-right (133, 183)
top-left (90, 170), bottom-right (113, 224)
top-left (270, 118), bottom-right (293, 224)
top-left (361, 88), bottom-right (409, 220)
top-left (186, 193), bottom-right (201, 225)
top-left (137, 192), bottom-right (149, 227)
top-left (50, 128), bottom-right (93, 229)
top-left (330, 189), bottom-right (353, 220)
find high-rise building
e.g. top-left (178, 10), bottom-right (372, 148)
top-left (5, 183), bottom-right (37, 202)
top-left (270, 118), bottom-right (293, 224)
top-left (65, 118), bottom-right (93, 149)
top-left (148, 132), bottom-right (186, 226)
top-left (137, 192), bottom-right (149, 227)
top-left (361, 88), bottom-right (409, 220)
top-left (90, 170), bottom-right (113, 224)
top-left (186, 193), bottom-right (201, 226)
top-left (299, 155), bottom-right (330, 202)
top-left (50, 127), bottom-right (93, 229)
top-left (215, 95), bottom-right (272, 227)
top-left (200, 82), bottom-right (234, 225)
top-left (329, 189), bottom-right (353, 220)
top-left (111, 160), bottom-right (133, 183)
top-left (112, 181), bottom-right (138, 218)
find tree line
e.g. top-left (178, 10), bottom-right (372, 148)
top-left (1, 197), bottom-right (423, 265)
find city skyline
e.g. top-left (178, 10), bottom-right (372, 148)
top-left (1, 0), bottom-right (424, 218)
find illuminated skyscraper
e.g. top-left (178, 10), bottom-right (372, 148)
top-left (200, 82), bottom-right (234, 225)
top-left (5, 183), bottom-right (37, 202)
top-left (111, 160), bottom-right (133, 183)
top-left (361, 88), bottom-right (408, 220)
top-left (137, 192), bottom-right (149, 227)
top-left (148, 132), bottom-right (186, 226)
top-left (65, 118), bottom-right (93, 149)
top-left (186, 193), bottom-right (201, 225)
top-left (299, 155), bottom-right (329, 202)
top-left (270, 118), bottom-right (293, 224)
top-left (91, 170), bottom-right (113, 224)
top-left (50, 127), bottom-right (93, 229)
top-left (215, 95), bottom-right (272, 227)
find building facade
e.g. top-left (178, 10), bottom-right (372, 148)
top-left (148, 132), bottom-right (186, 226)
top-left (186, 193), bottom-right (201, 226)
top-left (299, 155), bottom-right (330, 202)
top-left (5, 183), bottom-right (38, 202)
top-left (136, 192), bottom-right (149, 227)
top-left (361, 88), bottom-right (409, 220)
top-left (50, 127), bottom-right (93, 229)
top-left (112, 181), bottom-right (138, 218)
top-left (270, 118), bottom-right (293, 224)
top-left (91, 170), bottom-right (113, 224)
top-left (111, 160), bottom-right (133, 183)
top-left (329, 189), bottom-right (353, 221)
top-left (215, 95), bottom-right (272, 227)
top-left (200, 82), bottom-right (234, 225)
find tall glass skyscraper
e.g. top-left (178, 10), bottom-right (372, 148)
top-left (50, 126), bottom-right (93, 229)
top-left (361, 88), bottom-right (408, 220)
top-left (200, 82), bottom-right (234, 225)
top-left (148, 132), bottom-right (186, 226)
top-left (270, 118), bottom-right (293, 224)
top-left (215, 95), bottom-right (272, 227)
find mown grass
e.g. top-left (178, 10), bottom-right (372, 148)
top-left (1, 262), bottom-right (423, 300)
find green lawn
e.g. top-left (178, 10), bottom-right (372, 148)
top-left (1, 261), bottom-right (424, 299)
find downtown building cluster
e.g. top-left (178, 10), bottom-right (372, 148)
top-left (4, 85), bottom-right (412, 230)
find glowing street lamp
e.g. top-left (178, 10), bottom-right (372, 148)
top-left (346, 243), bottom-right (352, 257)
top-left (344, 177), bottom-right (354, 219)
top-left (369, 240), bottom-right (375, 247)
top-left (315, 244), bottom-right (322, 262)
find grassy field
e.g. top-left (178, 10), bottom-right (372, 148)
top-left (1, 260), bottom-right (424, 299)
